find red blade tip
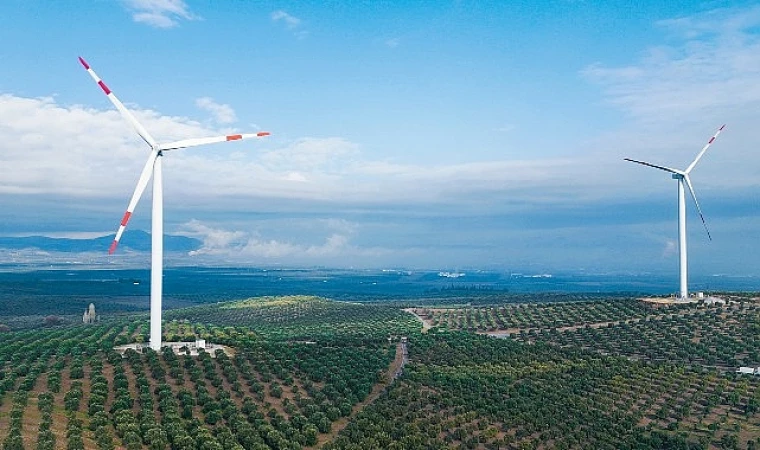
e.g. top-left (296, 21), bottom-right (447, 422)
top-left (719, 124), bottom-right (726, 130)
top-left (97, 80), bottom-right (111, 95)
top-left (78, 57), bottom-right (90, 70)
top-left (120, 211), bottom-right (132, 226)
top-left (108, 241), bottom-right (118, 254)
top-left (257, 132), bottom-right (271, 137)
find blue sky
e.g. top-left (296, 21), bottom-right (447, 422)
top-left (1, 0), bottom-right (760, 278)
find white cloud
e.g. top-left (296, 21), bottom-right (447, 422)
top-left (657, 6), bottom-right (760, 39)
top-left (259, 137), bottom-right (359, 173)
top-left (662, 239), bottom-right (677, 258)
top-left (179, 219), bottom-right (384, 262)
top-left (195, 97), bottom-right (237, 124)
top-left (1, 94), bottom-right (586, 207)
top-left (122, 0), bottom-right (197, 28)
top-left (319, 218), bottom-right (357, 235)
top-left (494, 124), bottom-right (515, 133)
top-left (0, 92), bottom-right (748, 215)
top-left (179, 220), bottom-right (248, 252)
top-left (271, 10), bottom-right (301, 28)
top-left (0, 94), bottom-right (226, 197)
top-left (284, 172), bottom-right (308, 182)
top-left (385, 38), bottom-right (401, 48)
top-left (582, 5), bottom-right (760, 123)
top-left (271, 10), bottom-right (308, 38)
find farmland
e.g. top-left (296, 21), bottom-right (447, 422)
top-left (0, 296), bottom-right (416, 450)
top-left (327, 331), bottom-right (760, 449)
top-left (410, 297), bottom-right (760, 368)
top-left (1, 292), bottom-right (760, 449)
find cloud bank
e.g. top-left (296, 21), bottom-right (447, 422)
top-left (583, 5), bottom-right (760, 124)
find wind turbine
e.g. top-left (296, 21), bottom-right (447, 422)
top-left (79, 57), bottom-right (269, 350)
top-left (625, 125), bottom-right (725, 300)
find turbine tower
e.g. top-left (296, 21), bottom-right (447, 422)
top-left (79, 57), bottom-right (269, 350)
top-left (625, 125), bottom-right (725, 300)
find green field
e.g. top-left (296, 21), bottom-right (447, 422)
top-left (1, 295), bottom-right (759, 449)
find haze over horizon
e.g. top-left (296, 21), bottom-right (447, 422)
top-left (1, 1), bottom-right (760, 275)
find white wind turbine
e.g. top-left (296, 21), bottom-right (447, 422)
top-left (79, 57), bottom-right (269, 350)
top-left (625, 125), bottom-right (725, 300)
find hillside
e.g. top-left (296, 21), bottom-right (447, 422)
top-left (0, 231), bottom-right (200, 254)
top-left (1, 295), bottom-right (760, 449)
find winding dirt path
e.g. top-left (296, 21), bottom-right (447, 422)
top-left (312, 341), bottom-right (406, 448)
top-left (403, 308), bottom-right (431, 333)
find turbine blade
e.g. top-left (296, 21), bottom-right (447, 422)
top-left (109, 150), bottom-right (160, 254)
top-left (624, 158), bottom-right (681, 174)
top-left (683, 175), bottom-right (712, 241)
top-left (79, 57), bottom-right (158, 149)
top-left (160, 132), bottom-right (270, 151)
top-left (685, 124), bottom-right (725, 174)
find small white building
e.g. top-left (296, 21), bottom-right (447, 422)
top-left (737, 367), bottom-right (758, 375)
top-left (703, 296), bottom-right (726, 305)
top-left (83, 303), bottom-right (97, 324)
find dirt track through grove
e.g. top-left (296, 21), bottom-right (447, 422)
top-left (313, 341), bottom-right (406, 447)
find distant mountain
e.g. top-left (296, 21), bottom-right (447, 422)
top-left (0, 230), bottom-right (201, 253)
